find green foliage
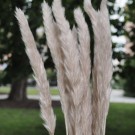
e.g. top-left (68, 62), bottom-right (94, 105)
top-left (0, 0), bottom-right (30, 83)
top-left (46, 69), bottom-right (57, 81)
top-left (108, 0), bottom-right (135, 95)
top-left (0, 0), bottom-right (126, 96)
top-left (118, 0), bottom-right (135, 96)
top-left (0, 0), bottom-right (117, 85)
top-left (0, 0), bottom-right (54, 85)
top-left (122, 58), bottom-right (135, 96)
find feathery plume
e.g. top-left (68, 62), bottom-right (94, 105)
top-left (15, 0), bottom-right (112, 134)
top-left (74, 7), bottom-right (91, 81)
top-left (15, 8), bottom-right (56, 135)
top-left (74, 7), bottom-right (92, 135)
top-left (52, 0), bottom-right (85, 134)
top-left (42, 2), bottom-right (71, 135)
top-left (72, 25), bottom-right (78, 42)
top-left (84, 0), bottom-right (113, 135)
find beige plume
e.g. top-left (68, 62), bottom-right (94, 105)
top-left (74, 7), bottom-right (92, 135)
top-left (42, 2), bottom-right (72, 135)
top-left (15, 8), bottom-right (56, 135)
top-left (15, 0), bottom-right (112, 134)
top-left (84, 0), bottom-right (113, 135)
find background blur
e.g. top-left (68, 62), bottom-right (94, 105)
top-left (0, 0), bottom-right (135, 135)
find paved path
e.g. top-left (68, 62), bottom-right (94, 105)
top-left (110, 90), bottom-right (135, 103)
top-left (1, 90), bottom-right (135, 103)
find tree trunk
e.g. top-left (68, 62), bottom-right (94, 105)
top-left (8, 78), bottom-right (27, 101)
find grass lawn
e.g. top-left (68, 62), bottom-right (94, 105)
top-left (0, 103), bottom-right (135, 135)
top-left (106, 103), bottom-right (135, 135)
top-left (0, 86), bottom-right (59, 96)
top-left (0, 108), bottom-right (65, 135)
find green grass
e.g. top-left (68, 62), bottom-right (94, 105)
top-left (0, 86), bottom-right (59, 96)
top-left (106, 103), bottom-right (135, 135)
top-left (0, 108), bottom-right (65, 135)
top-left (0, 103), bottom-right (135, 135)
top-left (0, 86), bottom-right (10, 94)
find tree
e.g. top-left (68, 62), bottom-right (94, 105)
top-left (120, 0), bottom-right (135, 96)
top-left (108, 0), bottom-right (135, 96)
top-left (0, 0), bottom-right (49, 101)
top-left (0, 0), bottom-right (118, 101)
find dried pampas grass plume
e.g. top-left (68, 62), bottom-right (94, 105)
top-left (74, 8), bottom-right (91, 80)
top-left (74, 7), bottom-right (92, 135)
top-left (52, 1), bottom-right (84, 134)
top-left (84, 0), bottom-right (112, 135)
top-left (42, 2), bottom-right (71, 135)
top-left (15, 0), bottom-right (112, 135)
top-left (15, 8), bottom-right (56, 135)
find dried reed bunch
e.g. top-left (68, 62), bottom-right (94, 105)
top-left (52, 0), bottom-right (92, 135)
top-left (15, 0), bottom-right (112, 135)
top-left (84, 0), bottom-right (113, 135)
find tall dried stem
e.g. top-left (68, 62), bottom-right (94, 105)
top-left (84, 0), bottom-right (113, 135)
top-left (74, 8), bottom-right (92, 135)
top-left (15, 8), bottom-right (56, 135)
top-left (42, 2), bottom-right (72, 135)
top-left (52, 1), bottom-right (84, 134)
top-left (16, 0), bottom-right (112, 134)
